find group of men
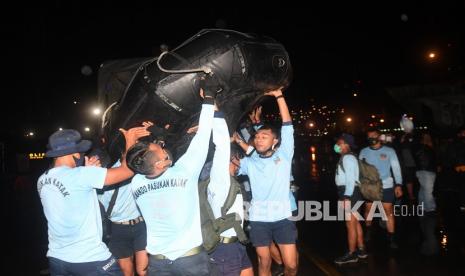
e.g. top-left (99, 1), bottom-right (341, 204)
top-left (37, 74), bottom-right (298, 275)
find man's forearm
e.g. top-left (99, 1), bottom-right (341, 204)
top-left (276, 96), bottom-right (292, 123)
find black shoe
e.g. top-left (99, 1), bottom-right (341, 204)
top-left (271, 263), bottom-right (284, 276)
top-left (356, 247), bottom-right (368, 259)
top-left (335, 252), bottom-right (358, 265)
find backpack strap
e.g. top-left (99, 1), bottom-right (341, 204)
top-left (221, 176), bottom-right (242, 217)
top-left (106, 187), bottom-right (119, 219)
top-left (338, 152), bottom-right (358, 173)
top-left (201, 176), bottom-right (249, 244)
top-left (198, 179), bottom-right (218, 230)
top-left (214, 213), bottom-right (248, 243)
top-left (223, 176), bottom-right (248, 243)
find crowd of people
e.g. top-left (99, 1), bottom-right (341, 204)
top-left (36, 74), bottom-right (299, 276)
top-left (33, 71), bottom-right (465, 275)
top-left (332, 120), bottom-right (465, 264)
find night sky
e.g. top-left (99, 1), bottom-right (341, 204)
top-left (8, 2), bottom-right (465, 143)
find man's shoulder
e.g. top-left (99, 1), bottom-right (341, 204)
top-left (130, 174), bottom-right (147, 185)
top-left (343, 154), bottom-right (358, 163)
top-left (381, 146), bottom-right (397, 155)
top-left (360, 147), bottom-right (370, 155)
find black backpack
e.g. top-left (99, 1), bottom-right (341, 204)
top-left (338, 154), bottom-right (383, 201)
top-left (198, 176), bottom-right (248, 253)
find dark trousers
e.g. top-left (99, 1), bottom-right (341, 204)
top-left (49, 256), bottom-right (122, 276)
top-left (148, 251), bottom-right (216, 276)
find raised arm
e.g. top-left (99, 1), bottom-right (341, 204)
top-left (265, 88), bottom-right (294, 159)
top-left (208, 112), bottom-right (231, 204)
top-left (175, 74), bottom-right (220, 174)
top-left (265, 88), bottom-right (291, 123)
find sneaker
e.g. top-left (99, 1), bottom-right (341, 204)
top-left (334, 252), bottom-right (358, 265)
top-left (356, 247), bottom-right (368, 259)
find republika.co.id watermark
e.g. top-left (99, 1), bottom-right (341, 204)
top-left (241, 201), bottom-right (425, 222)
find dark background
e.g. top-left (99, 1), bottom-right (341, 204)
top-left (7, 2), bottom-right (464, 141)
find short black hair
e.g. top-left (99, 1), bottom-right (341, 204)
top-left (126, 141), bottom-right (157, 175)
top-left (366, 128), bottom-right (380, 135)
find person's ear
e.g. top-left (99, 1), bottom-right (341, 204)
top-left (272, 138), bottom-right (279, 150)
top-left (154, 160), bottom-right (163, 170)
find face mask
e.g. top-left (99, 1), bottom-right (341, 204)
top-left (368, 137), bottom-right (378, 146)
top-left (73, 153), bottom-right (85, 167)
top-left (334, 144), bottom-right (342, 154)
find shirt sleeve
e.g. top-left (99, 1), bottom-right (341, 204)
top-left (279, 123), bottom-right (294, 160)
top-left (237, 156), bottom-right (248, 176)
top-left (239, 127), bottom-right (251, 143)
top-left (342, 155), bottom-right (358, 197)
top-left (389, 149), bottom-right (403, 185)
top-left (76, 166), bottom-right (107, 190)
top-left (245, 145), bottom-right (255, 156)
top-left (359, 148), bottom-right (367, 161)
top-left (209, 115), bottom-right (231, 207)
top-left (175, 104), bottom-right (215, 175)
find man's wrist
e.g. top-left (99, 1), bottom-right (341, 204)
top-left (275, 95), bottom-right (284, 100)
top-left (203, 97), bottom-right (214, 105)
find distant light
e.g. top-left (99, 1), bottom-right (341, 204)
top-left (29, 153), bottom-right (45, 160)
top-left (346, 117), bottom-right (352, 123)
top-left (81, 65), bottom-right (93, 76)
top-left (380, 119), bottom-right (385, 123)
top-left (59, 128), bottom-right (63, 131)
top-left (311, 153), bottom-right (316, 162)
top-left (353, 93), bottom-right (358, 97)
top-left (29, 132), bottom-right (34, 136)
top-left (84, 127), bottom-right (90, 132)
top-left (310, 146), bottom-right (316, 153)
top-left (92, 108), bottom-right (101, 115)
top-left (371, 115), bottom-right (376, 119)
top-left (424, 126), bottom-right (428, 129)
top-left (309, 123), bottom-right (314, 128)
top-left (73, 101), bottom-right (78, 105)
top-left (409, 117), bottom-right (413, 120)
top-left (428, 52), bottom-right (436, 59)
top-left (401, 14), bottom-right (408, 22)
